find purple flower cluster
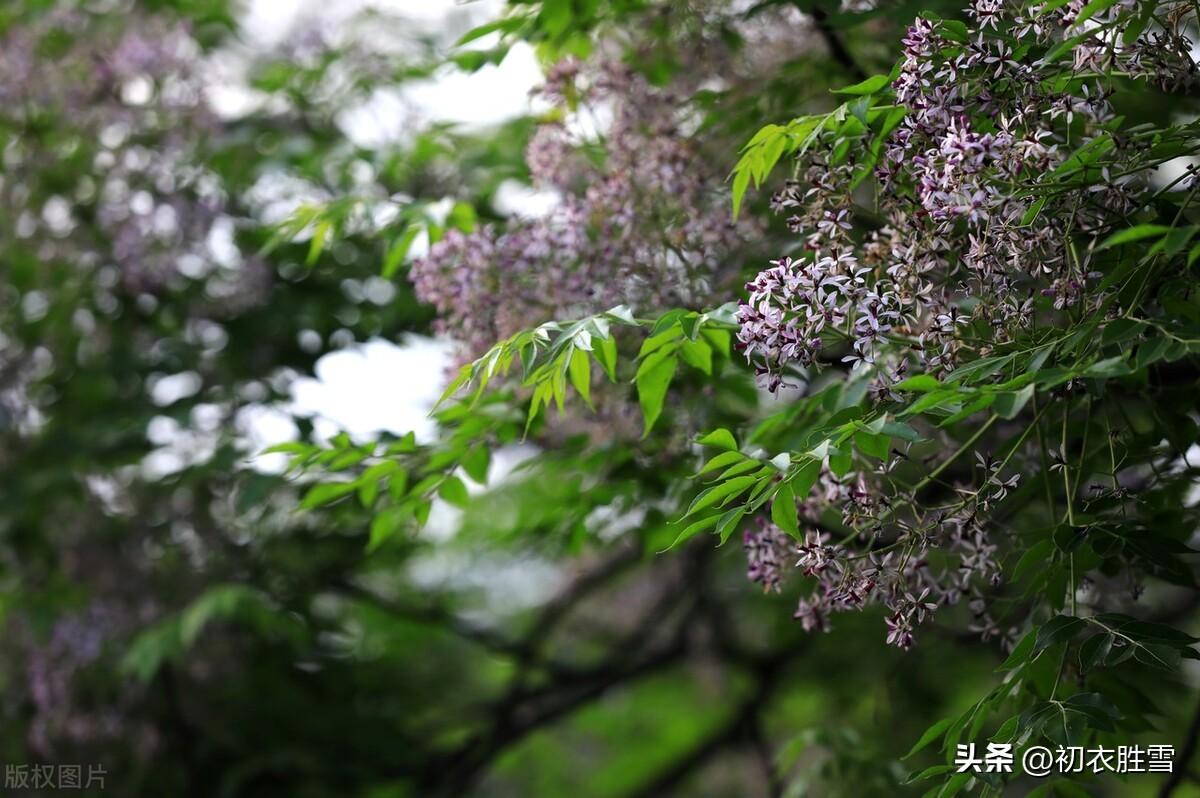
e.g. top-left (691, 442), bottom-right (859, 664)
top-left (412, 60), bottom-right (747, 357)
top-left (0, 11), bottom-right (260, 303)
top-left (20, 603), bottom-right (158, 758)
top-left (737, 0), bottom-right (1193, 395)
top-left (743, 518), bottom-right (791, 593)
top-left (737, 252), bottom-right (902, 390)
top-left (734, 1), bottom-right (1190, 647)
top-left (749, 454), bottom-right (1018, 649)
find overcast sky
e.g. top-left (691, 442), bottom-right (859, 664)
top-left (136, 0), bottom-right (546, 486)
top-left (231, 0), bottom-right (543, 466)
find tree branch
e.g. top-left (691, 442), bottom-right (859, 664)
top-left (809, 7), bottom-right (867, 82)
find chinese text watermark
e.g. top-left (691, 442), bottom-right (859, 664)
top-left (4, 764), bottom-right (106, 791)
top-left (955, 743), bottom-right (1174, 777)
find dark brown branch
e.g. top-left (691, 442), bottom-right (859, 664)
top-left (624, 652), bottom-right (789, 798)
top-left (422, 625), bottom-right (691, 796)
top-left (809, 7), bottom-right (867, 82)
top-left (517, 543), bottom-right (642, 658)
top-left (335, 580), bottom-right (531, 658)
top-left (750, 715), bottom-right (783, 798)
top-left (333, 544), bottom-right (640, 664)
top-left (412, 548), bottom-right (708, 796)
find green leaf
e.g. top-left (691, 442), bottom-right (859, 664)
top-left (791, 457), bottom-right (822, 501)
top-left (1083, 355), bottom-right (1132, 378)
top-left (262, 441), bottom-right (313, 455)
top-left (993, 385), bottom-right (1034, 419)
top-left (991, 715), bottom-right (1019, 744)
top-left (702, 327), bottom-right (732, 358)
top-left (902, 389), bottom-right (959, 417)
top-left (903, 717), bottom-right (954, 760)
top-left (525, 380), bottom-right (553, 436)
top-left (1133, 642), bottom-right (1182, 670)
top-left (1096, 224), bottom-right (1171, 251)
top-left (636, 338), bottom-right (677, 376)
top-left (1074, 0), bottom-right (1122, 26)
top-left (697, 450), bottom-right (744, 475)
top-left (387, 467), bottom-right (409, 502)
top-left (1122, 0), bottom-right (1154, 42)
top-left (855, 430), bottom-right (890, 460)
top-left (998, 628), bottom-right (1036, 671)
top-left (1038, 704), bottom-right (1086, 747)
top-left (636, 354), bottom-right (677, 437)
top-left (938, 394), bottom-right (994, 428)
top-left (1034, 615), bottom-right (1086, 654)
top-left (697, 428), bottom-right (738, 452)
top-left (832, 74), bottom-right (891, 95)
top-left (594, 334), bottom-right (618, 381)
top-left (1013, 539), bottom-right (1054, 582)
top-left (771, 483), bottom-right (799, 537)
top-left (1078, 633), bottom-right (1113, 673)
top-left (454, 14), bottom-right (529, 46)
top-left (1101, 319), bottom-right (1147, 346)
top-left (568, 347), bottom-right (592, 409)
top-left (461, 445), bottom-right (491, 484)
top-left (539, 0), bottom-right (572, 37)
top-left (937, 18), bottom-right (969, 42)
top-left (301, 482), bottom-right (356, 510)
top-left (357, 461), bottom-right (398, 507)
top-left (368, 505), bottom-right (411, 552)
top-left (605, 305), bottom-right (637, 325)
top-left (306, 219), bottom-right (331, 266)
top-left (686, 475), bottom-right (759, 517)
top-left (1021, 197), bottom-right (1047, 226)
top-left (716, 505), bottom-right (748, 544)
top-left (1092, 613), bottom-right (1200, 645)
top-left (905, 764), bottom-right (955, 785)
top-left (894, 375), bottom-right (941, 392)
top-left (881, 420), bottom-right (922, 442)
top-left (180, 585), bottom-right (261, 647)
top-left (383, 224), bottom-right (421, 278)
top-left (664, 514), bottom-right (720, 550)
top-left (122, 621), bottom-right (184, 682)
top-left (438, 476), bottom-right (470, 508)
top-left (719, 459), bottom-right (761, 481)
top-left (679, 338), bottom-right (712, 374)
top-left (731, 164), bottom-right (751, 220)
top-left (1135, 336), bottom-right (1172, 369)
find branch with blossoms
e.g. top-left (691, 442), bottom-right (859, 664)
top-left (712, 0), bottom-right (1200, 791)
top-left (269, 1), bottom-right (1200, 793)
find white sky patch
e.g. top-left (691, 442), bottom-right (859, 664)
top-left (1153, 156), bottom-right (1200, 190)
top-left (238, 404), bottom-right (301, 474)
top-left (149, 371), bottom-right (203, 406)
top-left (406, 549), bottom-right (563, 615)
top-left (148, 0), bottom-right (556, 537)
top-left (142, 404), bottom-right (223, 480)
top-left (493, 178), bottom-right (559, 218)
top-left (334, 42), bottom-right (543, 147)
top-left (288, 335), bottom-right (455, 443)
top-left (402, 45), bottom-right (543, 126)
top-left (239, 0), bottom-right (503, 49)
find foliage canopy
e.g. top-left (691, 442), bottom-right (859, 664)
top-left (4, 0), bottom-right (1200, 796)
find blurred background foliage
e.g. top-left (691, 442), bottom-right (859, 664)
top-left (0, 1), bottom-right (1197, 797)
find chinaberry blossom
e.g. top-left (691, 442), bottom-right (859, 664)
top-left (738, 0), bottom-right (1195, 395)
top-left (412, 59), bottom-right (748, 358)
top-left (754, 454), bottom-right (1016, 650)
top-left (736, 0), bottom-right (1185, 649)
top-left (743, 519), bottom-right (791, 593)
